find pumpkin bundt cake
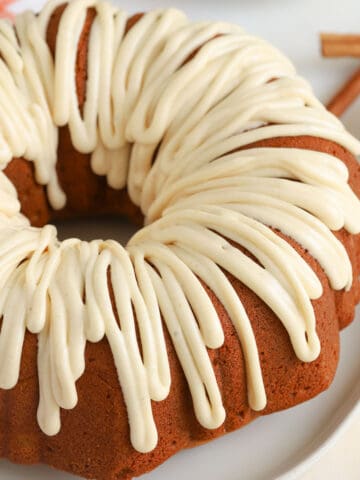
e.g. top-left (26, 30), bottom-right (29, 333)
top-left (0, 1), bottom-right (359, 479)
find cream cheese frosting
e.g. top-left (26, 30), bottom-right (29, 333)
top-left (0, 0), bottom-right (359, 453)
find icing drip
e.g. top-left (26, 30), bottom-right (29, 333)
top-left (0, 0), bottom-right (359, 453)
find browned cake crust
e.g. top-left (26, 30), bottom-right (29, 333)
top-left (0, 6), bottom-right (359, 480)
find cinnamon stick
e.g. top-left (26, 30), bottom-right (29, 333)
top-left (321, 33), bottom-right (360, 57)
top-left (327, 67), bottom-right (360, 116)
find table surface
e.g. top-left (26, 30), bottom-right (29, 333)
top-left (7, 0), bottom-right (360, 479)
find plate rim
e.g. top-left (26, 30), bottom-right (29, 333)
top-left (276, 379), bottom-right (360, 479)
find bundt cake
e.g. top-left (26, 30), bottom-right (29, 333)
top-left (0, 0), bottom-right (359, 479)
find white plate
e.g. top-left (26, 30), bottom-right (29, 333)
top-left (2, 0), bottom-right (360, 478)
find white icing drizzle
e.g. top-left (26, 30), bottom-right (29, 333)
top-left (0, 0), bottom-right (359, 453)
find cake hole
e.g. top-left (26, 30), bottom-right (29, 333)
top-left (237, 410), bottom-right (244, 421)
top-left (53, 215), bottom-right (139, 245)
top-left (205, 387), bottom-right (211, 404)
top-left (116, 470), bottom-right (132, 480)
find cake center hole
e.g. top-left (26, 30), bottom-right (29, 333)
top-left (54, 215), bottom-right (139, 244)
